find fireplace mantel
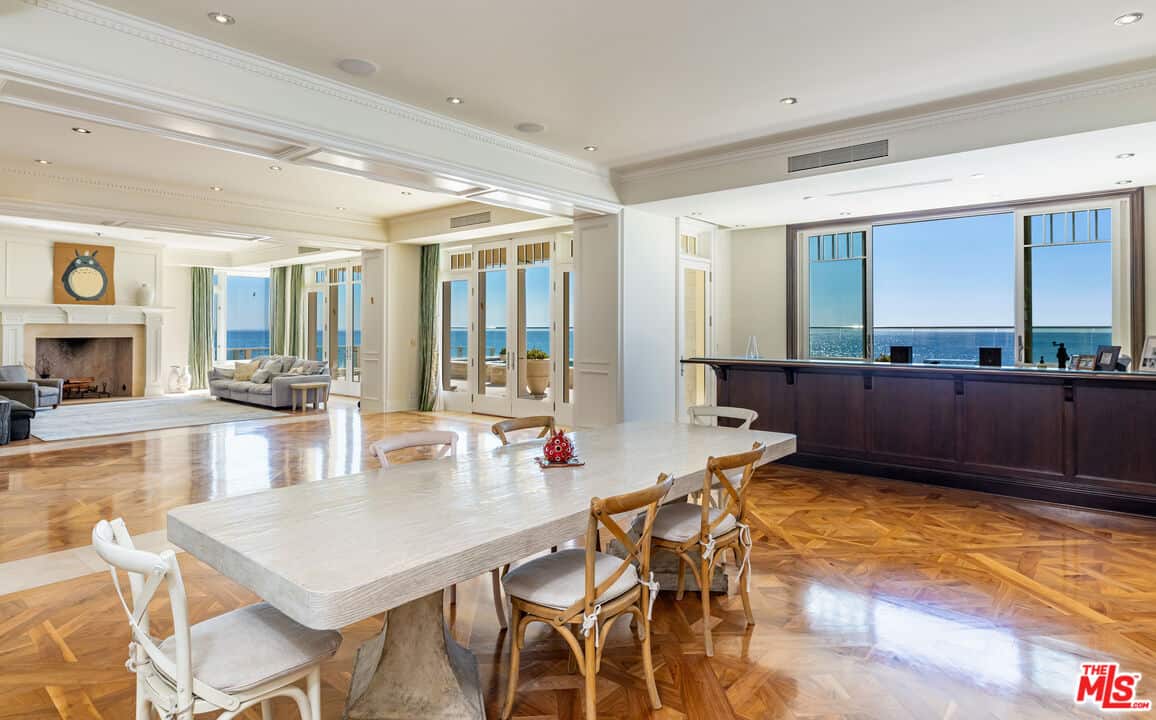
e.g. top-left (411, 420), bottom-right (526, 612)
top-left (0, 303), bottom-right (175, 397)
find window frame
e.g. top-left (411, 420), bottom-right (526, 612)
top-left (789, 191), bottom-right (1141, 364)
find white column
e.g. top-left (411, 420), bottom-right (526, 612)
top-left (143, 309), bottom-right (166, 396)
top-left (573, 213), bottom-right (623, 428)
top-left (0, 312), bottom-right (25, 367)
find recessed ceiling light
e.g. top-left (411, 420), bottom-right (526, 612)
top-left (779, 96), bottom-right (799, 105)
top-left (35, 159), bottom-right (52, 165)
top-left (336, 206), bottom-right (347, 211)
top-left (336, 58), bottom-right (378, 76)
top-left (583, 145), bottom-right (598, 152)
top-left (72, 127), bottom-right (92, 134)
top-left (1116, 153), bottom-right (1135, 159)
top-left (1116, 179), bottom-right (1133, 185)
top-left (208, 11), bottom-right (235, 24)
top-left (269, 164), bottom-right (282, 171)
top-left (1114, 11), bottom-right (1143, 25)
top-left (969, 172), bottom-right (985, 179)
top-left (446, 96), bottom-right (464, 105)
top-left (515, 122), bottom-right (546, 134)
top-left (210, 185), bottom-right (223, 192)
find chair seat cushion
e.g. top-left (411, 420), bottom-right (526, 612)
top-left (502, 548), bottom-right (639, 610)
top-left (158, 602), bottom-right (341, 693)
top-left (228, 381), bottom-right (257, 392)
top-left (209, 379), bottom-right (231, 391)
top-left (648, 502), bottom-right (737, 543)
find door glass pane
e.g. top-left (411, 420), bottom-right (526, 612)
top-left (517, 264), bottom-right (551, 400)
top-left (351, 274), bottom-right (362, 382)
top-left (478, 268), bottom-right (508, 396)
top-left (808, 232), bottom-right (866, 359)
top-left (683, 267), bottom-right (708, 407)
top-left (1025, 208), bottom-right (1113, 362)
top-left (328, 283), bottom-right (347, 379)
top-left (563, 271), bottom-right (575, 404)
top-left (441, 279), bottom-right (468, 392)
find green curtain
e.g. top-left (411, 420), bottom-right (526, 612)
top-left (269, 266), bottom-right (288, 355)
top-left (417, 244), bottom-right (440, 411)
top-left (287, 264), bottom-right (305, 357)
top-left (188, 267), bottom-right (214, 390)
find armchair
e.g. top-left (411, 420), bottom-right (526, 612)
top-left (0, 366), bottom-right (62, 409)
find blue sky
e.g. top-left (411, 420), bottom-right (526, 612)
top-left (812, 212), bottom-right (1112, 329)
top-left (449, 266), bottom-right (551, 329)
top-left (226, 275), bottom-right (270, 331)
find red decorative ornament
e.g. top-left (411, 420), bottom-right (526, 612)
top-left (542, 428), bottom-right (575, 464)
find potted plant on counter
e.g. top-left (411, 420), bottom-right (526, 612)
top-left (525, 348), bottom-right (551, 396)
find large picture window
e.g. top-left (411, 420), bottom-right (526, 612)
top-left (796, 195), bottom-right (1133, 366)
top-left (213, 271), bottom-right (271, 361)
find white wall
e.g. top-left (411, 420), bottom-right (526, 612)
top-left (386, 244), bottom-right (421, 411)
top-left (162, 265), bottom-right (190, 370)
top-left (621, 208), bottom-right (677, 422)
top-left (0, 229), bottom-right (164, 306)
top-left (726, 226), bottom-right (789, 358)
top-left (573, 214), bottom-right (622, 427)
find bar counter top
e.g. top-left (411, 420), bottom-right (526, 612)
top-left (682, 356), bottom-right (1156, 383)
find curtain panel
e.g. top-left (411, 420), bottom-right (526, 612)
top-left (287, 264), bottom-right (305, 357)
top-left (188, 267), bottom-right (214, 390)
top-left (417, 244), bottom-right (440, 411)
top-left (269, 266), bottom-right (288, 355)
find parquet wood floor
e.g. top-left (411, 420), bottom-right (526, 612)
top-left (3, 407), bottom-right (1156, 718)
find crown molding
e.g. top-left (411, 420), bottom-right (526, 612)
top-left (20, 0), bottom-right (608, 181)
top-left (613, 66), bottom-right (1156, 184)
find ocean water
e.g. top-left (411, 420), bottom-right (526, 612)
top-left (809, 327), bottom-right (1113, 365)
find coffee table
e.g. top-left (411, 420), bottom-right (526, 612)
top-left (291, 382), bottom-right (329, 412)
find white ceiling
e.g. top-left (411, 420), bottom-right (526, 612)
top-left (638, 122), bottom-right (1156, 227)
top-left (0, 103), bottom-right (460, 220)
top-left (0, 214), bottom-right (268, 251)
top-left (95, 0), bottom-right (1156, 167)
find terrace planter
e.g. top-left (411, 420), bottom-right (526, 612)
top-left (525, 358), bottom-right (551, 396)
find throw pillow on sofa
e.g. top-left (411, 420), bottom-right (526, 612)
top-left (234, 360), bottom-right (260, 381)
top-left (251, 368), bottom-right (273, 384)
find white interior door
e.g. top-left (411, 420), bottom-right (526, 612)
top-left (677, 257), bottom-right (713, 421)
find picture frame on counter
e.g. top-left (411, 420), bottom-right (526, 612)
top-left (1075, 355), bottom-right (1096, 371)
top-left (1140, 336), bottom-right (1156, 373)
top-left (1093, 345), bottom-right (1121, 371)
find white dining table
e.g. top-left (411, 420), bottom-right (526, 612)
top-left (167, 421), bottom-right (796, 719)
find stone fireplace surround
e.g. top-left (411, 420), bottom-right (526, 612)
top-left (0, 304), bottom-right (168, 397)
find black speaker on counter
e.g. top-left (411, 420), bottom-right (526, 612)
top-left (979, 347), bottom-right (1002, 367)
top-left (889, 345), bottom-right (913, 364)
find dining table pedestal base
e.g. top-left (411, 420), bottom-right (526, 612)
top-left (344, 590), bottom-right (485, 720)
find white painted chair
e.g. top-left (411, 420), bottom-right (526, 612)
top-left (370, 430), bottom-right (458, 466)
top-left (370, 430), bottom-right (508, 628)
top-left (688, 405), bottom-right (758, 430)
top-left (92, 518), bottom-right (340, 720)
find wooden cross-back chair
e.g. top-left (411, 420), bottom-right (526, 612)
top-left (650, 443), bottom-right (764, 656)
top-left (501, 474), bottom-right (674, 720)
top-left (370, 430), bottom-right (508, 628)
top-left (491, 415), bottom-right (555, 446)
top-left (92, 519), bottom-right (339, 720)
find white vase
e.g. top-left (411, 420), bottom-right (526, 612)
top-left (167, 365), bottom-right (189, 394)
top-left (136, 282), bottom-right (155, 306)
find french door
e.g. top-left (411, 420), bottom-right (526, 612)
top-left (677, 256), bottom-right (713, 419)
top-left (439, 232), bottom-right (574, 422)
top-left (305, 261), bottom-right (362, 397)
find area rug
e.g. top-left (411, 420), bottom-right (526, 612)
top-left (31, 395), bottom-right (286, 441)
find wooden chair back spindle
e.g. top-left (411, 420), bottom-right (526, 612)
top-left (701, 443), bottom-right (764, 537)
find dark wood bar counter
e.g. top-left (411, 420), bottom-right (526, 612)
top-left (684, 357), bottom-right (1156, 514)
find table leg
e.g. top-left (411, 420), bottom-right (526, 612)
top-left (344, 590), bottom-right (484, 720)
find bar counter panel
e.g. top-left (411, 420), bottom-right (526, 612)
top-left (687, 357), bottom-right (1156, 514)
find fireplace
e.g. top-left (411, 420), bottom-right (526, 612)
top-left (36, 337), bottom-right (135, 398)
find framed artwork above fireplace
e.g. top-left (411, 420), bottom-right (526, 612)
top-left (53, 242), bottom-right (116, 305)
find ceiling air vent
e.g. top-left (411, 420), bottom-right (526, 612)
top-left (788, 140), bottom-right (888, 173)
top-left (449, 211), bottom-right (491, 229)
